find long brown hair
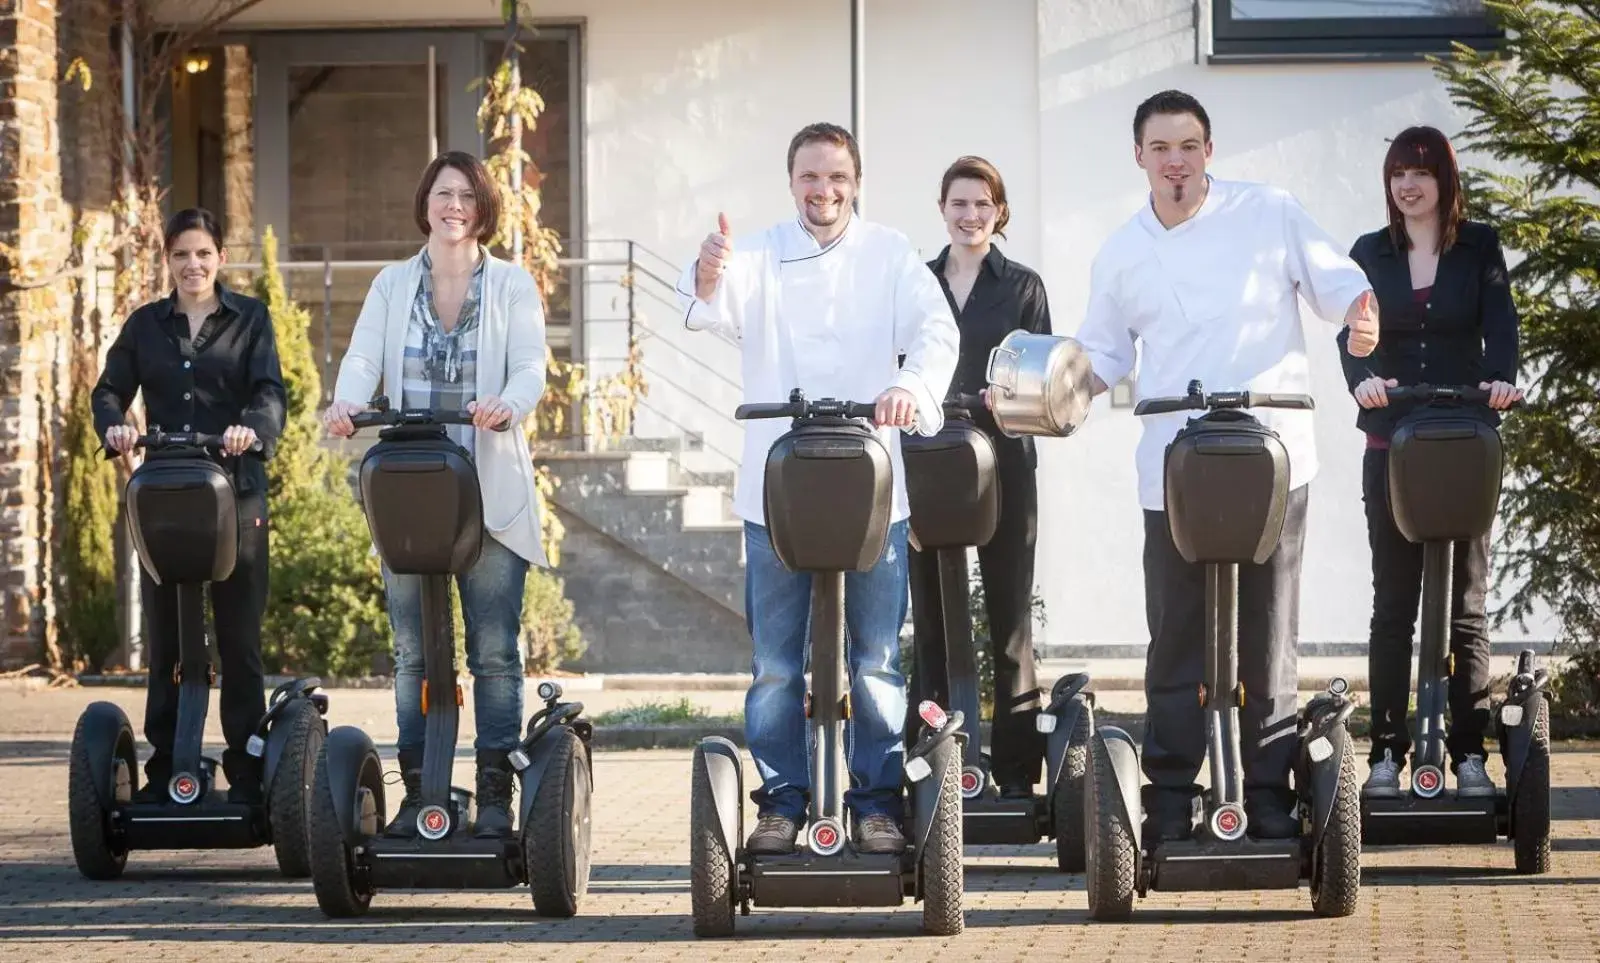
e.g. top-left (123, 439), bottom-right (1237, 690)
top-left (939, 155), bottom-right (1011, 240)
top-left (1384, 126), bottom-right (1462, 254)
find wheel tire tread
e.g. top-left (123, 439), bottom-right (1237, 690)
top-left (690, 745), bottom-right (736, 937)
top-left (921, 750), bottom-right (965, 936)
top-left (1310, 736), bottom-right (1361, 918)
top-left (68, 710), bottom-right (128, 881)
top-left (526, 729), bottom-right (590, 917)
top-left (307, 745), bottom-right (371, 917)
top-left (1053, 700), bottom-right (1092, 873)
top-left (1513, 696), bottom-right (1552, 875)
top-left (1085, 739), bottom-right (1135, 921)
top-left (269, 700), bottom-right (322, 878)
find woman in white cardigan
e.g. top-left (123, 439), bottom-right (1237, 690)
top-left (322, 150), bottom-right (547, 839)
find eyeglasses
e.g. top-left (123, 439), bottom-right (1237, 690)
top-left (432, 189), bottom-right (478, 206)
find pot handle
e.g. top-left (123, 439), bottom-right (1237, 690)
top-left (986, 345), bottom-right (1018, 394)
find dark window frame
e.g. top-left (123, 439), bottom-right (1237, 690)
top-left (1210, 1), bottom-right (1504, 63)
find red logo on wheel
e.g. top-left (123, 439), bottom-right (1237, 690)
top-left (1218, 810), bottom-right (1240, 834)
top-left (425, 811), bottom-right (446, 832)
top-left (1417, 770), bottom-right (1440, 792)
top-left (176, 777), bottom-right (195, 795)
top-left (960, 771), bottom-right (981, 793)
top-left (816, 825), bottom-right (837, 848)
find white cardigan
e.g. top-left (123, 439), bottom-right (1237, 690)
top-left (333, 248), bottom-right (549, 568)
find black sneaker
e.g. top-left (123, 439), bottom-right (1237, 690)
top-left (745, 813), bottom-right (799, 855)
top-left (1245, 789), bottom-right (1300, 840)
top-left (474, 750), bottom-right (515, 839)
top-left (854, 814), bottom-right (907, 854)
top-left (383, 749), bottom-right (424, 838)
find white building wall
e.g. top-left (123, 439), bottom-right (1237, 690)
top-left (214, 0), bottom-right (1556, 648)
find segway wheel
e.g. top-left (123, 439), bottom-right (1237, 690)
top-left (1085, 738), bottom-right (1135, 921)
top-left (1512, 694), bottom-right (1551, 875)
top-left (307, 743), bottom-right (380, 917)
top-left (1310, 734), bottom-right (1361, 918)
top-left (921, 747), bottom-right (965, 936)
top-left (1052, 697), bottom-right (1093, 873)
top-left (68, 705), bottom-right (132, 880)
top-left (525, 728), bottom-right (593, 917)
top-left (690, 743), bottom-right (736, 937)
top-left (269, 698), bottom-right (324, 878)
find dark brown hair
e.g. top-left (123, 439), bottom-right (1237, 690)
top-left (413, 150), bottom-right (501, 243)
top-left (163, 207), bottom-right (224, 253)
top-left (1134, 89), bottom-right (1211, 145)
top-left (939, 155), bottom-right (1010, 240)
top-left (1383, 125), bottom-right (1462, 254)
top-left (786, 122), bottom-right (862, 180)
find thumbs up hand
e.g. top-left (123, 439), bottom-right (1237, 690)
top-left (695, 213), bottom-right (734, 300)
top-left (1344, 289), bottom-right (1380, 358)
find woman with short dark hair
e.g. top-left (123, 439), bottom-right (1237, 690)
top-left (1341, 125), bottom-right (1523, 800)
top-left (322, 150), bottom-right (548, 839)
top-left (93, 206), bottom-right (287, 804)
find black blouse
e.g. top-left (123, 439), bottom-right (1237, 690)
top-left (1338, 220), bottom-right (1520, 438)
top-left (92, 284), bottom-right (286, 495)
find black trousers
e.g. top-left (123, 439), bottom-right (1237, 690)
top-left (907, 435), bottom-right (1043, 788)
top-left (140, 491), bottom-right (269, 785)
top-left (1362, 447), bottom-right (1492, 768)
top-left (1142, 485), bottom-right (1308, 795)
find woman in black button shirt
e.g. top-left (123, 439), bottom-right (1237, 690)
top-left (908, 156), bottom-right (1052, 798)
top-left (92, 207), bottom-right (286, 804)
top-left (1338, 126), bottom-right (1522, 801)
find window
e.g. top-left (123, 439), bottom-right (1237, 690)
top-left (1211, 0), bottom-right (1503, 62)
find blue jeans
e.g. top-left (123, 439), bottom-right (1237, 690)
top-left (743, 520), bottom-right (910, 822)
top-left (384, 534), bottom-right (529, 753)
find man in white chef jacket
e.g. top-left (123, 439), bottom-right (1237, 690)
top-left (1074, 90), bottom-right (1380, 843)
top-left (677, 122), bottom-right (960, 856)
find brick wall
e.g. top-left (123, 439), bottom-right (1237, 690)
top-left (222, 44), bottom-right (253, 250)
top-left (0, 0), bottom-right (117, 669)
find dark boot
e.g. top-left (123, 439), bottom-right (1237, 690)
top-left (1245, 788), bottom-right (1301, 840)
top-left (1141, 785), bottom-right (1196, 845)
top-left (383, 749), bottom-right (424, 838)
top-left (134, 752), bottom-right (172, 803)
top-left (474, 749), bottom-right (515, 839)
top-left (223, 749), bottom-right (264, 805)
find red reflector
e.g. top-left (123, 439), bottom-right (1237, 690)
top-left (918, 700), bottom-right (948, 729)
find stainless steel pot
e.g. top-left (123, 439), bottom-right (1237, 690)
top-left (984, 330), bottom-right (1094, 438)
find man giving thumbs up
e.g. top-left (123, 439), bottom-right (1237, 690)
top-left (675, 121), bottom-right (959, 858)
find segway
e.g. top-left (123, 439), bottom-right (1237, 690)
top-left (901, 393), bottom-right (1093, 871)
top-left (307, 398), bottom-right (593, 917)
top-left (68, 430), bottom-right (329, 880)
top-left (1084, 381), bottom-right (1362, 920)
top-left (689, 390), bottom-right (967, 937)
top-left (1359, 383), bottom-right (1549, 873)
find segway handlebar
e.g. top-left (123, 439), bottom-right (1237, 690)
top-left (736, 389), bottom-right (877, 422)
top-left (346, 395), bottom-right (507, 431)
top-left (134, 430), bottom-right (263, 453)
top-left (943, 392), bottom-right (986, 420)
top-left (1134, 379), bottom-right (1314, 417)
top-left (1384, 384), bottom-right (1525, 409)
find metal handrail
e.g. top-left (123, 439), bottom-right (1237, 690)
top-left (220, 244), bottom-right (747, 469)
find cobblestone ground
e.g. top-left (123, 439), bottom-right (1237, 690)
top-left (2, 685), bottom-right (1598, 962)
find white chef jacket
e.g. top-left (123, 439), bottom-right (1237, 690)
top-left (676, 215), bottom-right (960, 526)
top-left (1075, 177), bottom-right (1372, 512)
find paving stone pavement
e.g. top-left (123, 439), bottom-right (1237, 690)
top-left (2, 685), bottom-right (1599, 962)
